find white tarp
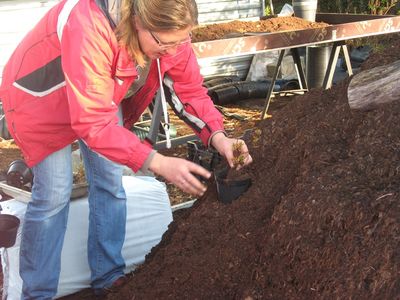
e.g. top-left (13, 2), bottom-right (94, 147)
top-left (1, 175), bottom-right (173, 299)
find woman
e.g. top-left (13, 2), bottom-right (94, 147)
top-left (0, 0), bottom-right (252, 298)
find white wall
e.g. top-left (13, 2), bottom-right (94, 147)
top-left (197, 0), bottom-right (264, 24)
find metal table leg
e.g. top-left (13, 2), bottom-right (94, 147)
top-left (261, 47), bottom-right (309, 119)
top-left (146, 90), bottom-right (163, 144)
top-left (322, 41), bottom-right (353, 89)
top-left (146, 89), bottom-right (198, 150)
top-left (291, 47), bottom-right (308, 90)
top-left (261, 49), bottom-right (285, 119)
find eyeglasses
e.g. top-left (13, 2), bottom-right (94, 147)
top-left (149, 31), bottom-right (192, 50)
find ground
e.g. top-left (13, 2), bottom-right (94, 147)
top-left (2, 18), bottom-right (400, 299)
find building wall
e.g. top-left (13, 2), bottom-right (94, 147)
top-left (197, 0), bottom-right (264, 24)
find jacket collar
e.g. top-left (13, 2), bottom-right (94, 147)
top-left (95, 0), bottom-right (121, 29)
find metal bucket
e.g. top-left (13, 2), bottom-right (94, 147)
top-left (306, 44), bottom-right (331, 89)
top-left (292, 0), bottom-right (318, 22)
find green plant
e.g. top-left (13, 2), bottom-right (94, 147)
top-left (232, 140), bottom-right (246, 168)
top-left (264, 4), bottom-right (272, 16)
top-left (318, 0), bottom-right (396, 14)
top-left (368, 0), bottom-right (398, 14)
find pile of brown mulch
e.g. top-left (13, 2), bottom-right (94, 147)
top-left (101, 35), bottom-right (400, 299)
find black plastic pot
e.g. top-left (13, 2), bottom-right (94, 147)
top-left (187, 140), bottom-right (222, 172)
top-left (6, 159), bottom-right (33, 188)
top-left (214, 167), bottom-right (252, 204)
top-left (0, 214), bottom-right (20, 248)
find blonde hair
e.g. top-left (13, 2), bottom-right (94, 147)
top-left (115, 0), bottom-right (198, 67)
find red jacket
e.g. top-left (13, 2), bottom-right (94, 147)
top-left (0, 0), bottom-right (223, 172)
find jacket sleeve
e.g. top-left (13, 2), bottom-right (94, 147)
top-left (163, 44), bottom-right (225, 146)
top-left (59, 4), bottom-right (152, 172)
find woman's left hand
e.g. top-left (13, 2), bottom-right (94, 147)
top-left (210, 132), bottom-right (253, 170)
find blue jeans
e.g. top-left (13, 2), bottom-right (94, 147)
top-left (20, 141), bottom-right (127, 299)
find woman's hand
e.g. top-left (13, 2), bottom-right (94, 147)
top-left (149, 152), bottom-right (211, 196)
top-left (210, 132), bottom-right (253, 170)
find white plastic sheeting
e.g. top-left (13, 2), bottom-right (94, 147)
top-left (1, 175), bottom-right (173, 299)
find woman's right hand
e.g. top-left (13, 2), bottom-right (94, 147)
top-left (148, 152), bottom-right (211, 197)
